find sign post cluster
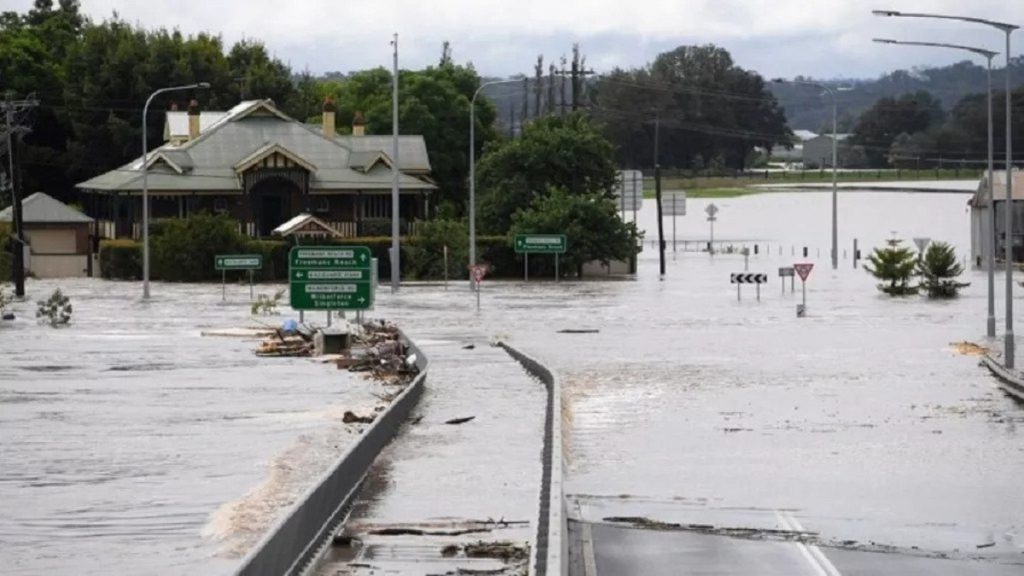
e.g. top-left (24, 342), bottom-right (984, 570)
top-left (662, 191), bottom-right (687, 254)
top-left (214, 254), bottom-right (263, 301)
top-left (794, 262), bottom-right (814, 317)
top-left (515, 234), bottom-right (567, 281)
top-left (289, 247), bottom-right (374, 316)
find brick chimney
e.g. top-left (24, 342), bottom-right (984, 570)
top-left (322, 97), bottom-right (336, 138)
top-left (187, 99), bottom-right (201, 140)
top-left (352, 111), bottom-right (366, 137)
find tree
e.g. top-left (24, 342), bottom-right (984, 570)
top-left (510, 187), bottom-right (637, 278)
top-left (917, 241), bottom-right (969, 298)
top-left (864, 237), bottom-right (918, 296)
top-left (591, 44), bottom-right (792, 169)
top-left (850, 91), bottom-right (945, 167)
top-left (477, 112), bottom-right (618, 234)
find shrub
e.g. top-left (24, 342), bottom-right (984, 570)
top-left (242, 239), bottom-right (290, 282)
top-left (405, 219), bottom-right (469, 280)
top-left (36, 288), bottom-right (72, 326)
top-left (918, 241), bottom-right (969, 298)
top-left (0, 221), bottom-right (11, 281)
top-left (99, 239), bottom-right (142, 280)
top-left (865, 237), bottom-right (918, 296)
top-left (151, 213), bottom-right (245, 282)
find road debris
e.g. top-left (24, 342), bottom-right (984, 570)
top-left (950, 341), bottom-right (988, 356)
top-left (445, 416), bottom-right (476, 425)
top-left (558, 328), bottom-right (600, 334)
top-left (342, 411), bottom-right (375, 424)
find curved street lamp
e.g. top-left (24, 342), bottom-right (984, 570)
top-left (469, 78), bottom-right (521, 280)
top-left (773, 78), bottom-right (840, 270)
top-left (873, 10), bottom-right (1018, 366)
top-left (873, 38), bottom-right (999, 339)
top-left (141, 82), bottom-right (210, 299)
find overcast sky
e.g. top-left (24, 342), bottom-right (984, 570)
top-left (7, 0), bottom-right (1023, 79)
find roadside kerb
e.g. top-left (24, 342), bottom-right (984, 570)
top-left (981, 354), bottom-right (1024, 402)
top-left (497, 342), bottom-right (566, 576)
top-left (231, 330), bottom-right (428, 576)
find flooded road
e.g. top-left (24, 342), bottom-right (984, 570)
top-left (0, 281), bottom-right (383, 575)
top-left (2, 189), bottom-right (1021, 573)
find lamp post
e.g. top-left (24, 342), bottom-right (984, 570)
top-left (141, 82), bottom-right (209, 300)
top-left (874, 10), bottom-right (1017, 367)
top-left (773, 78), bottom-right (840, 270)
top-left (469, 78), bottom-right (520, 281)
top-left (873, 39), bottom-right (999, 339)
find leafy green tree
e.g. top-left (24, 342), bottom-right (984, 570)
top-left (591, 44), bottom-right (792, 169)
top-left (151, 213), bottom-right (244, 282)
top-left (917, 241), bottom-right (969, 298)
top-left (865, 237), bottom-right (919, 296)
top-left (510, 187), bottom-right (637, 278)
top-left (477, 112), bottom-right (617, 233)
top-left (850, 91), bottom-right (945, 167)
top-left (405, 218), bottom-right (469, 280)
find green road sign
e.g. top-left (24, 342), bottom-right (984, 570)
top-left (289, 246), bottom-right (373, 311)
top-left (215, 254), bottom-right (263, 270)
top-left (514, 234), bottom-right (567, 254)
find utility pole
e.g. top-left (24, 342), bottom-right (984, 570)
top-left (654, 116), bottom-right (666, 279)
top-left (534, 55), bottom-right (544, 117)
top-left (2, 92), bottom-right (39, 297)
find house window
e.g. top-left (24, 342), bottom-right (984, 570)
top-left (314, 197), bottom-right (330, 213)
top-left (213, 198), bottom-right (229, 214)
top-left (363, 195), bottom-right (391, 219)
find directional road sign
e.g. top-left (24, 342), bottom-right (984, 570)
top-left (730, 273), bottom-right (767, 284)
top-left (779, 267), bottom-right (795, 277)
top-left (615, 170), bottom-right (644, 212)
top-left (215, 254), bottom-right (262, 270)
top-left (794, 263), bottom-right (814, 282)
top-left (662, 191), bottom-right (687, 216)
top-left (515, 234), bottom-right (567, 254)
top-left (289, 246), bottom-right (373, 311)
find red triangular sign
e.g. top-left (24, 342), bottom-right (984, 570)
top-left (794, 263), bottom-right (814, 282)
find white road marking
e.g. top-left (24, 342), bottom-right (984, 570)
top-left (775, 510), bottom-right (843, 576)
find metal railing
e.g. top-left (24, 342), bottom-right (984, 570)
top-left (231, 331), bottom-right (428, 576)
top-left (497, 342), bottom-right (566, 576)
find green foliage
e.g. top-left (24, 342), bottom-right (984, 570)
top-left (478, 112), bottom-right (618, 234)
top-left (251, 288), bottom-right (285, 316)
top-left (864, 237), bottom-right (919, 296)
top-left (151, 213), bottom-right (245, 282)
top-left (0, 284), bottom-right (12, 313)
top-left (592, 44), bottom-right (792, 169)
top-left (0, 221), bottom-right (11, 281)
top-left (917, 241), bottom-right (969, 298)
top-left (36, 288), bottom-right (72, 326)
top-left (850, 91), bottom-right (945, 167)
top-left (511, 187), bottom-right (638, 277)
top-left (405, 218), bottom-right (469, 280)
top-left (99, 239), bottom-right (142, 280)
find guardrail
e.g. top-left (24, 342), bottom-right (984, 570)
top-left (982, 354), bottom-right (1024, 403)
top-left (231, 331), bottom-right (428, 576)
top-left (497, 342), bottom-right (566, 576)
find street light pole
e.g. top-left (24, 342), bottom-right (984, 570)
top-left (773, 78), bottom-right (838, 269)
top-left (873, 38), bottom-right (998, 338)
top-left (469, 78), bottom-right (520, 281)
top-left (873, 10), bottom-right (1017, 366)
top-left (141, 82), bottom-right (209, 300)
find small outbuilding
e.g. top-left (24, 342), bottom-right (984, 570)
top-left (968, 170), bottom-right (1024, 265)
top-left (0, 192), bottom-right (95, 278)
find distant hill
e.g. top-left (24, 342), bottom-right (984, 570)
top-left (770, 57), bottom-right (1024, 132)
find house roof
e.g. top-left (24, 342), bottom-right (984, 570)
top-left (78, 99), bottom-right (435, 193)
top-left (793, 129), bottom-right (818, 142)
top-left (164, 111), bottom-right (228, 141)
top-left (272, 213), bottom-right (343, 238)
top-left (0, 192), bottom-right (94, 224)
top-left (969, 170), bottom-right (1024, 207)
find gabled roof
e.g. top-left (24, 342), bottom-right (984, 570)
top-left (0, 192), bottom-right (94, 224)
top-left (234, 142), bottom-right (318, 174)
top-left (969, 170), bottom-right (1024, 207)
top-left (272, 213), bottom-right (343, 238)
top-left (77, 99), bottom-right (436, 193)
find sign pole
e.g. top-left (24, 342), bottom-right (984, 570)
top-left (249, 269), bottom-right (254, 300)
top-left (672, 194), bottom-right (677, 253)
top-left (444, 244), bottom-right (449, 291)
top-left (327, 310), bottom-right (332, 327)
top-left (525, 253), bottom-right (529, 282)
top-left (757, 283), bottom-right (761, 302)
top-left (802, 279), bottom-right (806, 308)
top-left (737, 283), bottom-right (741, 302)
top-left (476, 278), bottom-right (481, 311)
top-left (555, 253), bottom-right (559, 282)
top-left (222, 269), bottom-right (226, 302)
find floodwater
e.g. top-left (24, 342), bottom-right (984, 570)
top-left (0, 282), bottom-right (384, 575)
top-left (2, 189), bottom-right (1021, 573)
